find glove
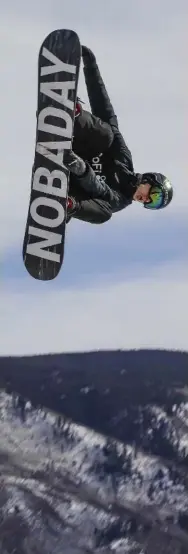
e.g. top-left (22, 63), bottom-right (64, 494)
top-left (82, 45), bottom-right (96, 67)
top-left (63, 150), bottom-right (86, 176)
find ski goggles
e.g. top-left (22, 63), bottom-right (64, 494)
top-left (144, 185), bottom-right (164, 210)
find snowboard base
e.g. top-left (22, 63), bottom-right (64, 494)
top-left (23, 29), bottom-right (81, 280)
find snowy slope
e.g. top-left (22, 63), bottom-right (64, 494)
top-left (0, 391), bottom-right (188, 554)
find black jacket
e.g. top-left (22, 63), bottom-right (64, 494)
top-left (69, 49), bottom-right (138, 223)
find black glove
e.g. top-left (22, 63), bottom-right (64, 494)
top-left (82, 45), bottom-right (96, 67)
top-left (64, 150), bottom-right (86, 176)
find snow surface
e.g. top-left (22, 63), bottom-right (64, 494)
top-left (0, 391), bottom-right (188, 553)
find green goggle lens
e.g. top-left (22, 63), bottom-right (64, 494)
top-left (144, 185), bottom-right (164, 210)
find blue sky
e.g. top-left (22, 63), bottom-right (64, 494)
top-left (1, 0), bottom-right (188, 354)
top-left (3, 211), bottom-right (187, 289)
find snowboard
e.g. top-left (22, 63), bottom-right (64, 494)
top-left (23, 29), bottom-right (81, 280)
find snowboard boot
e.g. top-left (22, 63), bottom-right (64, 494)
top-left (66, 196), bottom-right (80, 223)
top-left (75, 97), bottom-right (84, 118)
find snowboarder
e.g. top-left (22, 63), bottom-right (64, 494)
top-left (64, 45), bottom-right (173, 224)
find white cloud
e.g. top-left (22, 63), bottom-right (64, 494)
top-left (1, 261), bottom-right (188, 355)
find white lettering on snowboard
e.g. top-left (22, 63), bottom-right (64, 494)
top-left (27, 46), bottom-right (77, 263)
top-left (38, 107), bottom-right (73, 138)
top-left (30, 197), bottom-right (65, 228)
top-left (26, 226), bottom-right (62, 262)
top-left (40, 81), bottom-right (75, 110)
top-left (33, 167), bottom-right (67, 197)
top-left (41, 47), bottom-right (76, 77)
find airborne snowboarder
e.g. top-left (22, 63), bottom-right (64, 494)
top-left (65, 45), bottom-right (173, 224)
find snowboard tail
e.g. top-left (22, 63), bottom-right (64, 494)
top-left (23, 29), bottom-right (81, 280)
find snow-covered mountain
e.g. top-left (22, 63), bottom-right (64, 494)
top-left (0, 386), bottom-right (188, 554)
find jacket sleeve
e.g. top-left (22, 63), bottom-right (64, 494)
top-left (75, 162), bottom-right (131, 213)
top-left (83, 56), bottom-right (134, 173)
